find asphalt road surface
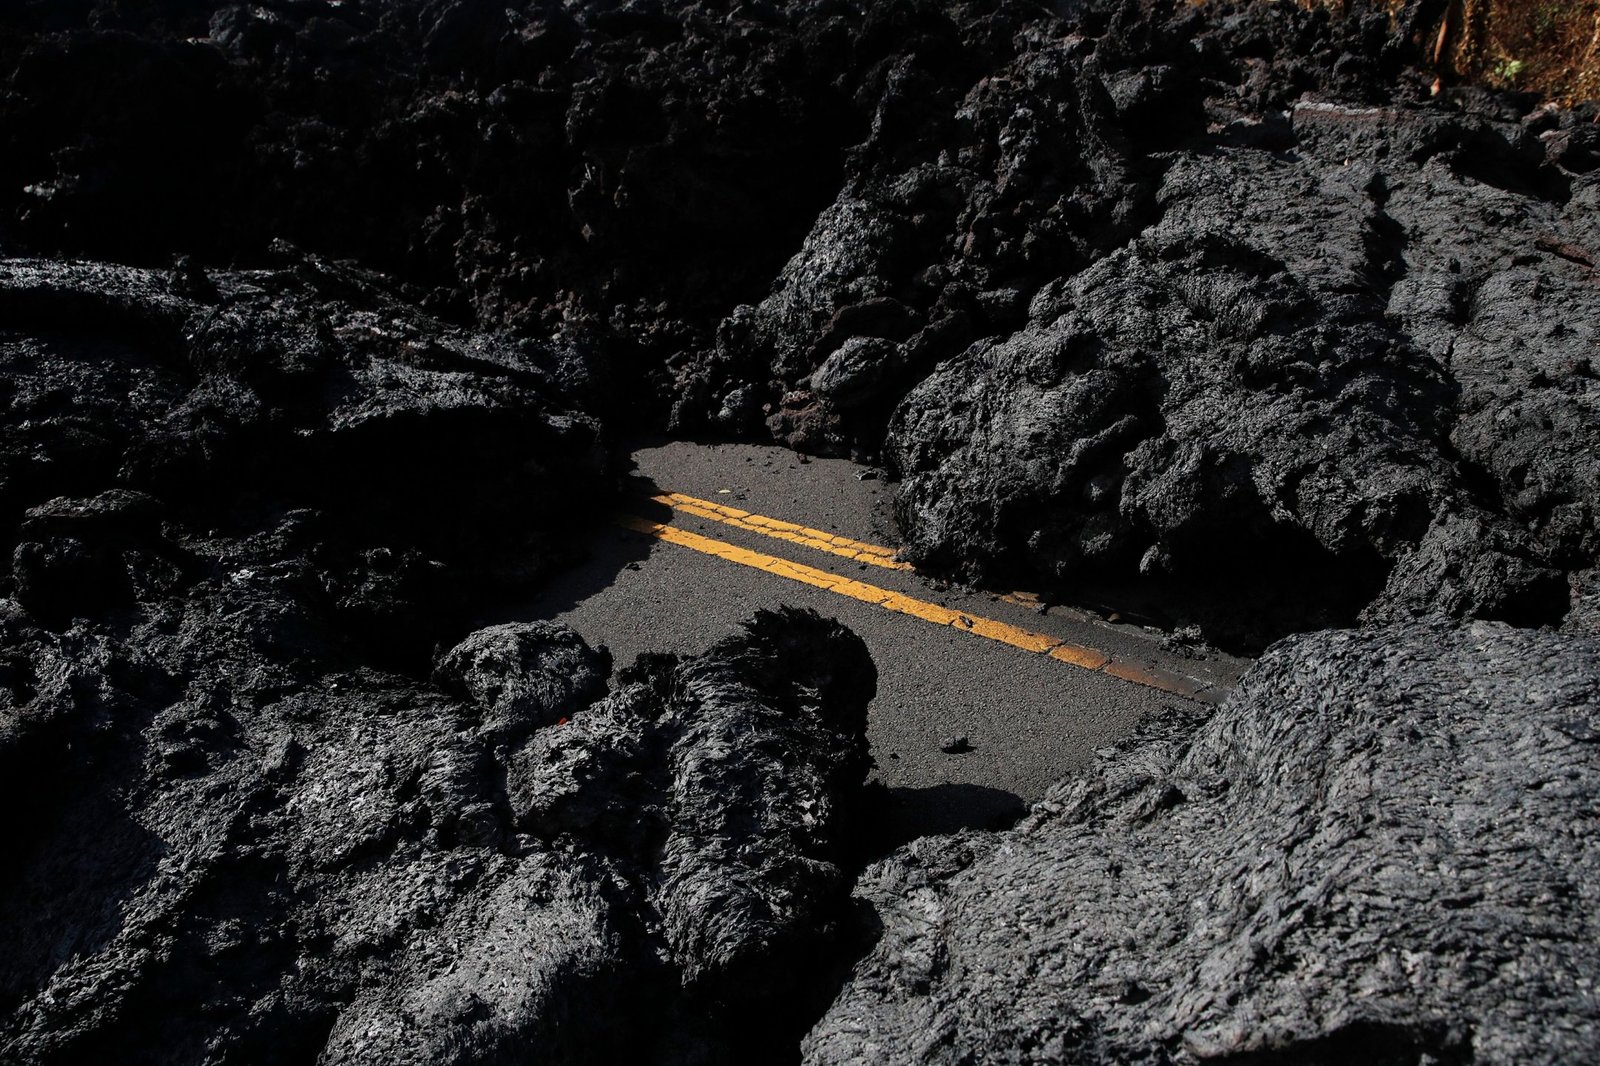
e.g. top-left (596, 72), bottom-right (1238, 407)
top-left (503, 440), bottom-right (1250, 851)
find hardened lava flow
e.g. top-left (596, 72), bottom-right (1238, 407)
top-left (2, 2), bottom-right (1599, 1063)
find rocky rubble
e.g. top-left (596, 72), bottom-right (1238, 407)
top-left (888, 120), bottom-right (1600, 645)
top-left (2, 0), bottom-right (1600, 1062)
top-left (4, 0), bottom-right (1596, 642)
top-left (0, 253), bottom-right (611, 644)
top-left (0, 603), bottom-right (875, 1064)
top-left (0, 246), bottom-right (881, 1061)
top-left (703, 0), bottom-right (1600, 646)
top-left (806, 622), bottom-right (1600, 1064)
top-left (0, 0), bottom-right (892, 420)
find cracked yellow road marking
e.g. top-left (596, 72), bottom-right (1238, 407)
top-left (617, 513), bottom-right (1214, 702)
top-left (649, 492), bottom-right (913, 570)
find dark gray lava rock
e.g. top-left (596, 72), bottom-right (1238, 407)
top-left (1568, 570), bottom-right (1600, 637)
top-left (434, 621), bottom-right (612, 744)
top-left (508, 614), bottom-right (877, 1006)
top-left (665, 0), bottom-right (1418, 469)
top-left (10, 490), bottom-right (182, 627)
top-left (3, 2), bottom-right (1599, 1060)
top-left (0, 606), bottom-right (877, 1064)
top-left (8, 0), bottom-right (1583, 646)
top-left (0, 254), bottom-right (609, 642)
top-left (812, 336), bottom-right (905, 412)
top-left (680, 22), bottom-right (1166, 453)
top-left (0, 0), bottom-right (893, 422)
top-left (888, 106), bottom-right (1594, 645)
top-left (805, 622), bottom-right (1600, 1064)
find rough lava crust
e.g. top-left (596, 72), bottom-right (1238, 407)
top-left (2, 601), bottom-right (876, 1064)
top-left (807, 622), bottom-right (1600, 1065)
top-left (2, 0), bottom-right (1599, 1062)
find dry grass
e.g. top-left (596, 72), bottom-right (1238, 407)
top-left (1435, 0), bottom-right (1600, 104)
top-left (1237, 0), bottom-right (1600, 104)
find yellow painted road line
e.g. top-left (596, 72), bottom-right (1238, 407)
top-left (1050, 643), bottom-right (1111, 670)
top-left (649, 492), bottom-right (914, 571)
top-left (655, 494), bottom-right (1052, 612)
top-left (617, 514), bottom-right (1215, 702)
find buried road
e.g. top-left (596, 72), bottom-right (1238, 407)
top-left (502, 441), bottom-right (1250, 847)
top-left (4, 0), bottom-right (1600, 1059)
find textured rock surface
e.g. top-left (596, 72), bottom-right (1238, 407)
top-left (5, 0), bottom-right (1595, 642)
top-left (0, 0), bottom-right (898, 421)
top-left (0, 252), bottom-right (880, 1061)
top-left (0, 606), bottom-right (876, 1064)
top-left (3, 0), bottom-right (1600, 1061)
top-left (887, 123), bottom-right (1598, 644)
top-left (855, 39), bottom-right (1599, 646)
top-left (0, 253), bottom-right (611, 647)
top-left (806, 622), bottom-right (1600, 1064)
top-left (434, 621), bottom-right (613, 742)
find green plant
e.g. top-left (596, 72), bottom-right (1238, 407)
top-left (1493, 56), bottom-right (1527, 83)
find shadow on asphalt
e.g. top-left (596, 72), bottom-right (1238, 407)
top-left (857, 781), bottom-right (1028, 860)
top-left (495, 468), bottom-right (669, 627)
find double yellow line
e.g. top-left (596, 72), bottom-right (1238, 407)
top-left (651, 492), bottom-right (912, 571)
top-left (620, 492), bottom-right (1216, 702)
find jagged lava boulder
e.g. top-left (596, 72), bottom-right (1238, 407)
top-left (805, 621), bottom-right (1600, 1064)
top-left (887, 97), bottom-right (1598, 645)
top-left (1, 607), bottom-right (877, 1064)
top-left (0, 253), bottom-right (610, 645)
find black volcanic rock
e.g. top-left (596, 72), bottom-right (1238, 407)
top-left (676, 0), bottom-right (1410, 456)
top-left (7, 0), bottom-right (1592, 643)
top-left (0, 254), bottom-right (609, 639)
top-left (0, 607), bottom-right (876, 1064)
top-left (434, 621), bottom-right (613, 743)
top-left (511, 613), bottom-right (876, 1008)
top-left (0, 249), bottom-right (886, 1060)
top-left (0, 0), bottom-right (881, 420)
top-left (806, 621), bottom-right (1600, 1064)
top-left (886, 121), bottom-right (1595, 645)
top-left (656, 0), bottom-right (1599, 645)
top-left (3, 0), bottom-right (1600, 1060)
